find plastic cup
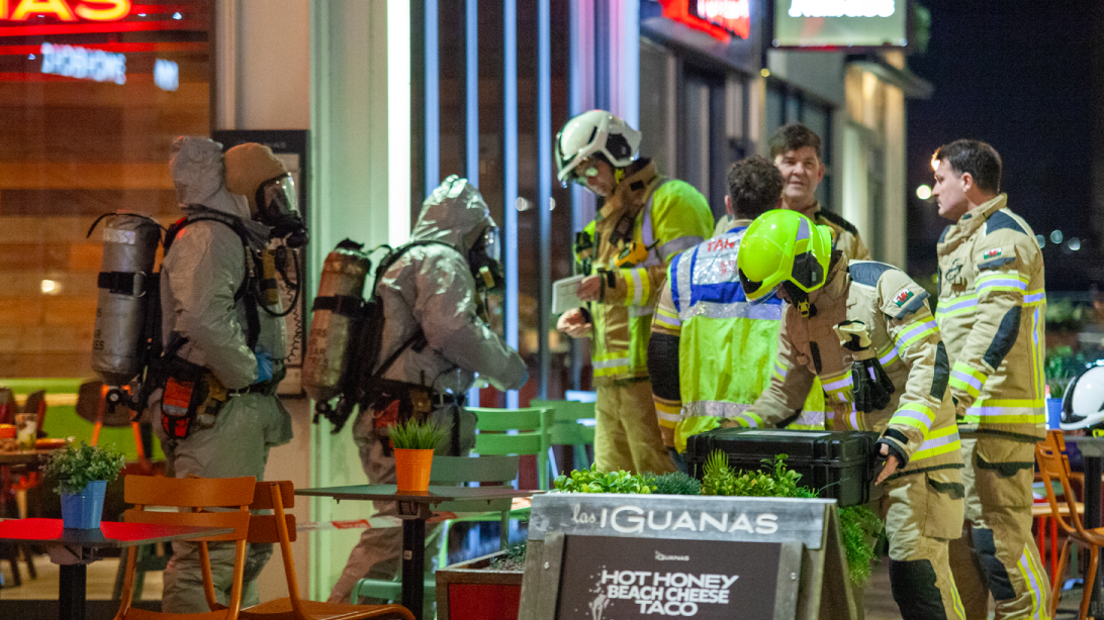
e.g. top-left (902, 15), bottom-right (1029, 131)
top-left (15, 413), bottom-right (36, 450)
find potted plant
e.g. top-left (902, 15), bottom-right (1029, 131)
top-left (389, 419), bottom-right (447, 491)
top-left (1045, 345), bottom-right (1090, 429)
top-left (44, 442), bottom-right (125, 529)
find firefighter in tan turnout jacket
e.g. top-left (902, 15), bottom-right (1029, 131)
top-left (733, 209), bottom-right (966, 620)
top-left (554, 110), bottom-right (713, 474)
top-left (933, 140), bottom-right (1049, 620)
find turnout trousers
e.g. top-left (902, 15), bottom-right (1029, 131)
top-left (595, 378), bottom-right (676, 475)
top-left (873, 466), bottom-right (967, 620)
top-left (949, 435), bottom-right (1049, 620)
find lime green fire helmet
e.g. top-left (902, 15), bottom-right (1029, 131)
top-left (737, 209), bottom-right (834, 316)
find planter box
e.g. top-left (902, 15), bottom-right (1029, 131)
top-left (436, 550), bottom-right (523, 620)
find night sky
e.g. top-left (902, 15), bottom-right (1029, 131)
top-left (904, 1), bottom-right (1099, 291)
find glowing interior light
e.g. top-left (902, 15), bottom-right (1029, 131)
top-left (1050, 230), bottom-right (1063, 244)
top-left (41, 279), bottom-right (58, 294)
top-left (915, 184), bottom-right (932, 200)
top-left (760, 68), bottom-right (771, 78)
top-left (172, 12), bottom-right (182, 20)
top-left (1069, 237), bottom-right (1081, 251)
top-left (28, 53), bottom-right (34, 59)
top-left (1036, 234), bottom-right (1045, 248)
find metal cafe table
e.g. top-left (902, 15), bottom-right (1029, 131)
top-left (297, 483), bottom-right (538, 619)
top-left (0, 518), bottom-right (233, 620)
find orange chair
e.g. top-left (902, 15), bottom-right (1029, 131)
top-left (115, 475), bottom-right (257, 620)
top-left (238, 480), bottom-right (415, 620)
top-left (1036, 436), bottom-right (1097, 620)
top-left (1033, 431), bottom-right (1087, 582)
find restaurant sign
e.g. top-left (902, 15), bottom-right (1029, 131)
top-left (0, 0), bottom-right (132, 22)
top-left (774, 0), bottom-right (909, 48)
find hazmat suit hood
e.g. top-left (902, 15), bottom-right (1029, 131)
top-left (170, 136), bottom-right (250, 220)
top-left (410, 175), bottom-right (497, 253)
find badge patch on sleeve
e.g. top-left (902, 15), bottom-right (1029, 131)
top-left (983, 248), bottom-right (1002, 260)
top-left (893, 287), bottom-right (915, 307)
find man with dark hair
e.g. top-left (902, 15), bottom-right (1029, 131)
top-left (769, 123), bottom-right (871, 261)
top-left (933, 139), bottom-right (1049, 620)
top-left (648, 156), bottom-right (826, 467)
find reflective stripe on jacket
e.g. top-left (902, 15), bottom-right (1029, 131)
top-left (742, 257), bottom-right (962, 474)
top-left (936, 194), bottom-right (1046, 441)
top-left (650, 222), bottom-right (826, 453)
top-left (584, 160), bottom-right (714, 386)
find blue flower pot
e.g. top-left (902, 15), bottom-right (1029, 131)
top-left (60, 480), bottom-right (108, 529)
top-left (1046, 397), bottom-right (1063, 431)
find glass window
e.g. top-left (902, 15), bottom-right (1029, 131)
top-left (0, 1), bottom-right (212, 377)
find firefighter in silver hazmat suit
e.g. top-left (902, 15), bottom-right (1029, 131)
top-left (152, 136), bottom-right (294, 612)
top-left (328, 175), bottom-right (528, 611)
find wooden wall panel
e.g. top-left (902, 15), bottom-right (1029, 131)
top-left (0, 10), bottom-right (211, 378)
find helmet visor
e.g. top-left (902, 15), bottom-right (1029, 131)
top-left (738, 267), bottom-right (781, 304)
top-left (261, 174), bottom-right (299, 217)
top-left (479, 227), bottom-right (501, 263)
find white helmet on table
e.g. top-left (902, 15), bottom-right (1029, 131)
top-left (555, 110), bottom-right (642, 185)
top-left (1060, 363), bottom-right (1104, 430)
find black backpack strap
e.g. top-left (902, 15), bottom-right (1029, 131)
top-left (165, 212), bottom-right (262, 349)
top-left (367, 240), bottom-right (460, 379)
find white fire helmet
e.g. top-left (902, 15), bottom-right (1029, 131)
top-left (554, 110), bottom-right (642, 185)
top-left (1060, 363), bottom-right (1104, 430)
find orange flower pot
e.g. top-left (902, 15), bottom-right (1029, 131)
top-left (394, 448), bottom-right (434, 491)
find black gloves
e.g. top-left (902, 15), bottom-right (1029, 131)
top-left (835, 320), bottom-right (895, 413)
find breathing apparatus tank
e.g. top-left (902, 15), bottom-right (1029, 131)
top-left (303, 240), bottom-right (371, 422)
top-left (89, 213), bottom-right (163, 407)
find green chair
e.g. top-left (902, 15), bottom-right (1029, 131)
top-left (530, 398), bottom-right (596, 474)
top-left (350, 454), bottom-right (520, 608)
top-left (468, 407), bottom-right (554, 490)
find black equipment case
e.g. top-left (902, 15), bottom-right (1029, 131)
top-left (685, 428), bottom-right (881, 507)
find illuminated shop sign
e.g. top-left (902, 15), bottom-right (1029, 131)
top-left (690, 0), bottom-right (749, 39)
top-left (774, 0), bottom-right (907, 48)
top-left (659, 0), bottom-right (750, 43)
top-left (0, 0), bottom-right (131, 22)
top-left (40, 41), bottom-right (126, 84)
top-left (787, 0), bottom-right (895, 18)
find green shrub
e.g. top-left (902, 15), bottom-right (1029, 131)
top-left (553, 464), bottom-right (656, 494)
top-left (699, 451), bottom-right (883, 587)
top-left (648, 470), bottom-right (701, 496)
top-left (43, 442), bottom-right (125, 495)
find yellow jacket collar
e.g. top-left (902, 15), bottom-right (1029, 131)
top-left (942, 193), bottom-right (1007, 250)
top-left (598, 160), bottom-right (660, 221)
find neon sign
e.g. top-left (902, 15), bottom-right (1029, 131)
top-left (659, 0), bottom-right (750, 43)
top-left (0, 0), bottom-right (131, 22)
top-left (40, 41), bottom-right (126, 84)
top-left (692, 0), bottom-right (750, 39)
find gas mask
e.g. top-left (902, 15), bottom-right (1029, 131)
top-left (469, 226), bottom-right (504, 292)
top-left (256, 173), bottom-right (309, 248)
